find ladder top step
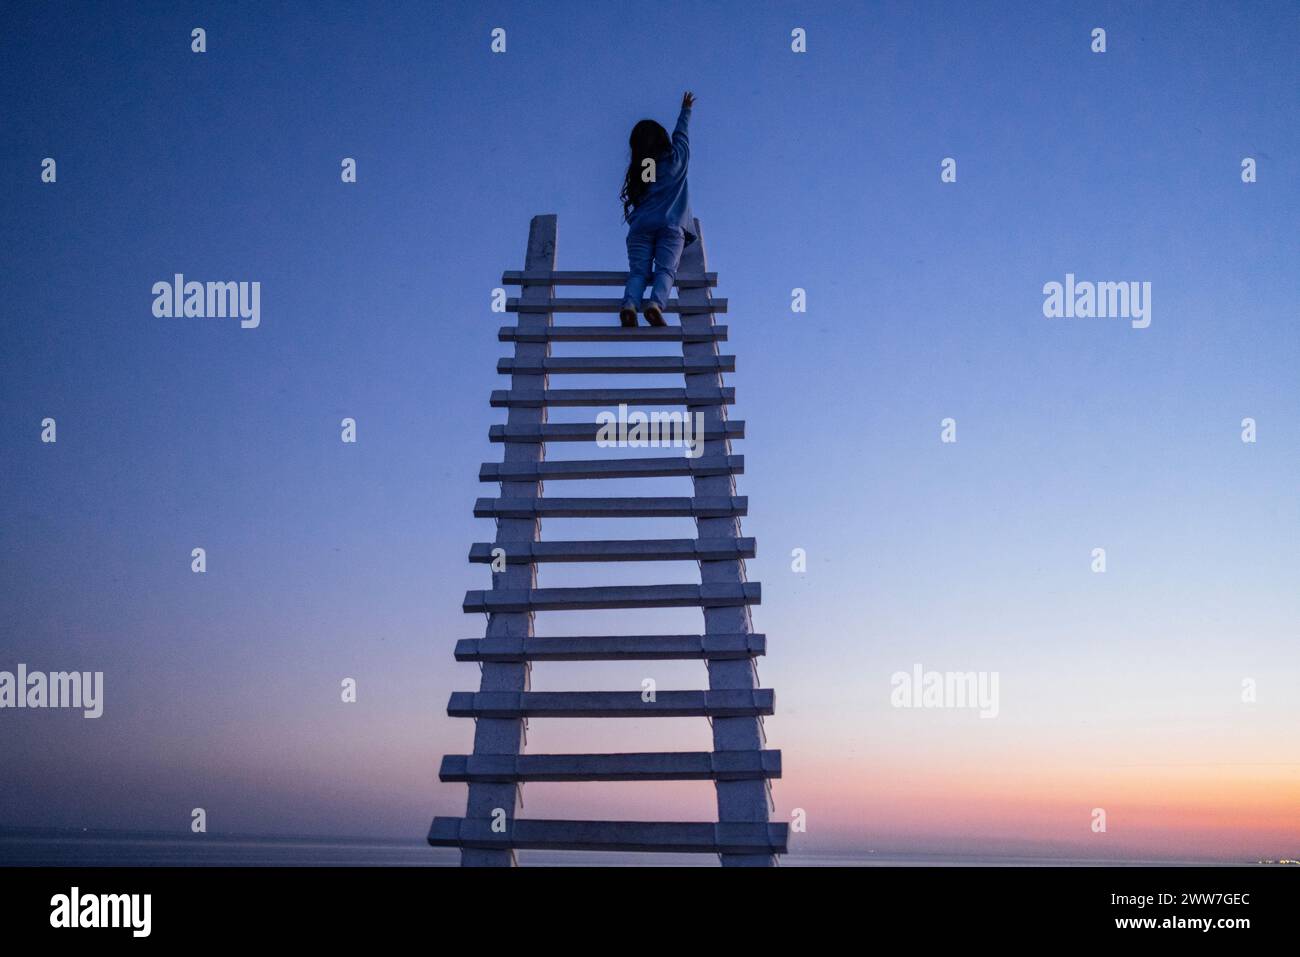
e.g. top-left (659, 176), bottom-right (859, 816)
top-left (500, 325), bottom-right (726, 343)
top-left (473, 496), bottom-right (747, 518)
top-left (428, 817), bottom-right (788, 854)
top-left (463, 582), bottom-right (760, 614)
top-left (490, 387), bottom-right (734, 408)
top-left (453, 633), bottom-right (766, 662)
top-left (479, 454), bottom-right (742, 482)
top-left (502, 270), bottom-right (717, 287)
top-left (439, 749), bottom-right (781, 783)
top-left (447, 689), bottom-right (775, 718)
top-left (468, 537), bottom-right (756, 563)
top-left (498, 356), bottom-right (735, 375)
top-left (507, 297), bottom-right (726, 314)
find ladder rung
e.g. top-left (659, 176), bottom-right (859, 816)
top-left (506, 297), bottom-right (725, 314)
top-left (501, 270), bottom-right (717, 288)
top-left (498, 356), bottom-right (734, 375)
top-left (473, 496), bottom-right (747, 519)
top-left (500, 325), bottom-right (726, 343)
top-left (446, 689), bottom-right (775, 718)
top-left (453, 633), bottom-right (766, 662)
top-left (463, 582), bottom-right (760, 613)
top-left (479, 454), bottom-right (742, 482)
top-left (468, 538), bottom-right (755, 563)
top-left (439, 749), bottom-right (781, 783)
top-left (488, 421), bottom-right (743, 443)
top-left (490, 387), bottom-right (734, 408)
top-left (428, 818), bottom-right (789, 854)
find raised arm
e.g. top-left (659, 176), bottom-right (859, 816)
top-left (672, 91), bottom-right (694, 166)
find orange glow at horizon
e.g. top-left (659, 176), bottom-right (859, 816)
top-left (773, 754), bottom-right (1300, 858)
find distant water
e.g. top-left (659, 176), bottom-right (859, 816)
top-left (1, 832), bottom-right (447, 867)
top-left (0, 830), bottom-right (1256, 867)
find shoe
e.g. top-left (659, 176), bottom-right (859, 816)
top-left (644, 302), bottom-right (666, 327)
top-left (619, 305), bottom-right (637, 327)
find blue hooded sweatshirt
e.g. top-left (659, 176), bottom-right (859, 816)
top-left (626, 105), bottom-right (696, 246)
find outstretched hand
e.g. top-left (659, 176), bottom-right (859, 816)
top-left (682, 91), bottom-right (695, 109)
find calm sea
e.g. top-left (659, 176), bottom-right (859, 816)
top-left (0, 830), bottom-right (1252, 867)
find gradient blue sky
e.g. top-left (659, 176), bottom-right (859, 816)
top-left (2, 1), bottom-right (1297, 860)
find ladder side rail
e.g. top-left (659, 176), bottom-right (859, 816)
top-left (678, 219), bottom-right (776, 867)
top-left (460, 214), bottom-right (557, 866)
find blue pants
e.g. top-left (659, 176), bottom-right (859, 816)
top-left (621, 223), bottom-right (686, 310)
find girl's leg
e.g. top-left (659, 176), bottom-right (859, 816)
top-left (647, 226), bottom-right (686, 310)
top-left (621, 227), bottom-right (654, 323)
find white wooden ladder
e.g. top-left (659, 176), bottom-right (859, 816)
top-left (428, 214), bottom-right (785, 866)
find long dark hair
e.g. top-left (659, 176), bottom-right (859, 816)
top-left (620, 119), bottom-right (671, 223)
